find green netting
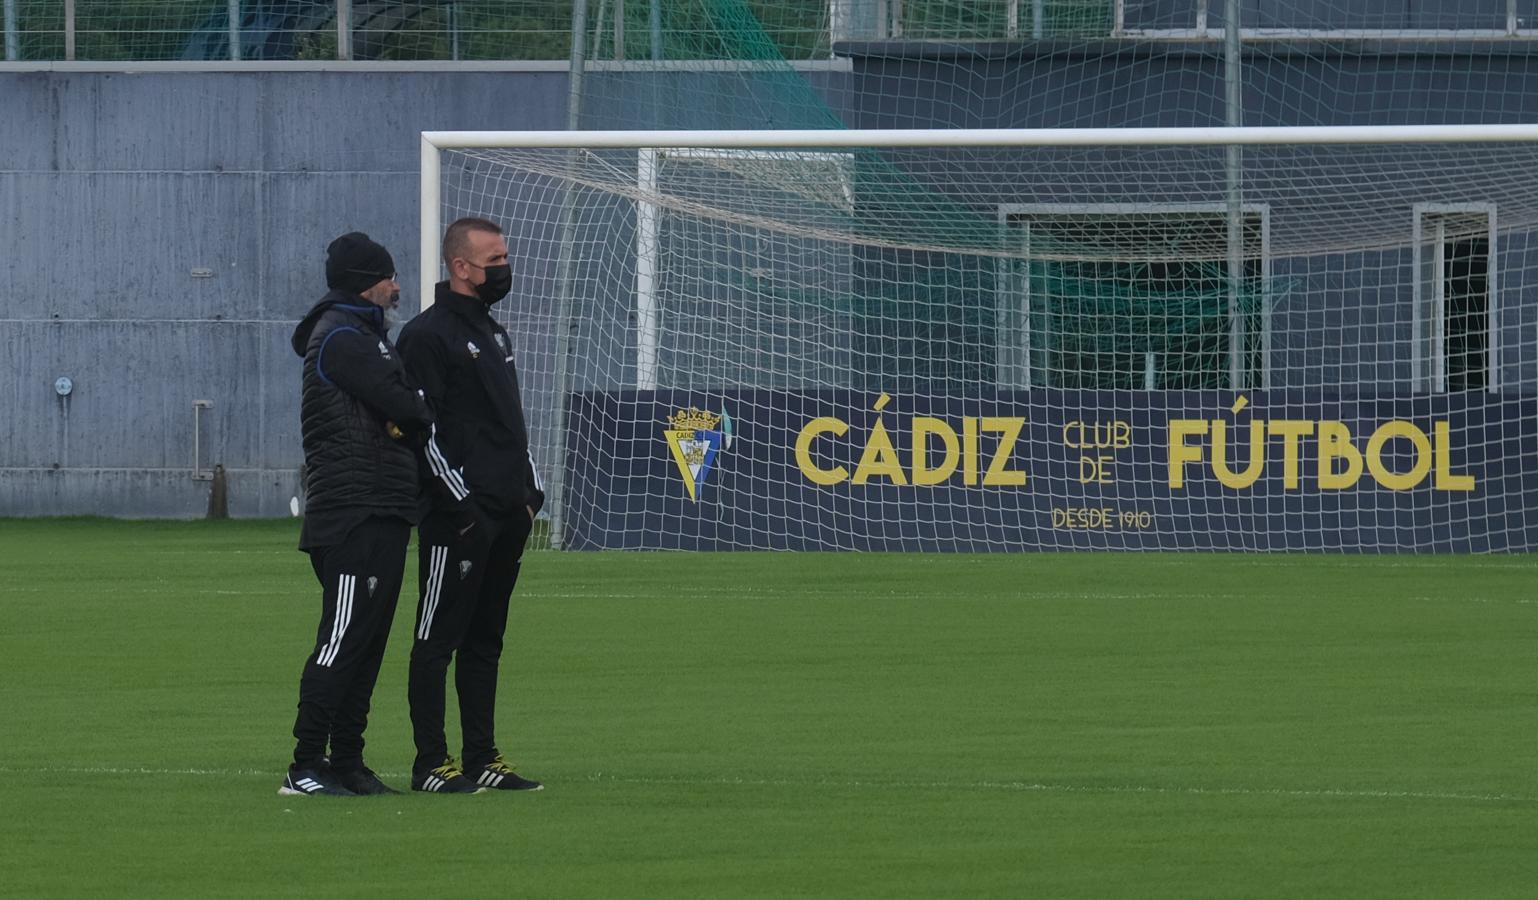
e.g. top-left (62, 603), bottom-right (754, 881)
top-left (11, 1), bottom-right (223, 60)
top-left (563, 0), bottom-right (1258, 391)
top-left (546, 0), bottom-right (1538, 395)
top-left (1031, 261), bottom-right (1266, 390)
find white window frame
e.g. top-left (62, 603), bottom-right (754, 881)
top-left (997, 201), bottom-right (1271, 390)
top-left (1412, 203), bottom-right (1499, 393)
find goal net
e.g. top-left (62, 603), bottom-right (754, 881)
top-left (423, 127), bottom-right (1538, 551)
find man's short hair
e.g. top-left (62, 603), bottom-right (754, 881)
top-left (442, 217), bottom-right (504, 266)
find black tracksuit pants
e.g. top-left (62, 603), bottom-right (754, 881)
top-left (408, 509), bottom-right (533, 775)
top-left (291, 516), bottom-right (410, 771)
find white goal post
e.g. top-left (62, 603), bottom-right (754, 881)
top-left (419, 125), bottom-right (1538, 552)
top-left (420, 124), bottom-right (1538, 312)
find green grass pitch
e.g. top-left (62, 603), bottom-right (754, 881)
top-left (0, 518), bottom-right (1535, 898)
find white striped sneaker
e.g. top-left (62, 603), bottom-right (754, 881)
top-left (278, 767), bottom-right (355, 797)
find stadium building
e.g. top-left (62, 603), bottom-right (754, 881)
top-left (3, 1), bottom-right (1536, 551)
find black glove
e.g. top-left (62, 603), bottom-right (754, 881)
top-left (384, 420), bottom-right (430, 449)
top-left (451, 502), bottom-right (487, 542)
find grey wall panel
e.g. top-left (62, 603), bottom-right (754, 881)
top-left (0, 73), bottom-right (267, 173)
top-left (1, 70), bottom-right (583, 517)
top-left (1245, 56), bottom-right (1538, 127)
top-left (261, 72), bottom-right (568, 173)
top-left (1237, 0), bottom-right (1506, 31)
top-left (580, 70), bottom-right (845, 130)
top-left (1268, 252), bottom-right (1423, 391)
top-left (260, 171), bottom-right (420, 317)
top-left (1269, 255), bottom-right (1346, 388)
top-left (847, 56), bottom-right (1227, 129)
top-left (849, 51), bottom-right (1538, 131)
top-left (1, 320), bottom-right (269, 469)
top-left (1410, 0), bottom-right (1507, 30)
top-left (0, 468), bottom-right (300, 517)
top-left (1497, 231), bottom-right (1538, 391)
top-left (259, 321), bottom-right (305, 476)
top-left (1, 321), bottom-right (67, 466)
top-left (1, 74), bottom-right (67, 171)
top-left (0, 173), bottom-right (264, 320)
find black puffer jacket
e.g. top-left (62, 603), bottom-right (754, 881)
top-left (291, 292), bottom-right (433, 519)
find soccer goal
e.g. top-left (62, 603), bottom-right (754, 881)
top-left (420, 126), bottom-right (1538, 552)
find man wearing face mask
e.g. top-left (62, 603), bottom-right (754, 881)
top-left (282, 232), bottom-right (433, 796)
top-left (396, 217), bottom-right (545, 794)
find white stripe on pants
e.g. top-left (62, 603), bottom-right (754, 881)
top-left (416, 546), bottom-right (448, 640)
top-left (317, 573), bottom-right (355, 668)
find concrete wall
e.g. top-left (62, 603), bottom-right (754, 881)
top-left (0, 71), bottom-right (569, 517)
top-left (6, 37), bottom-right (1538, 517)
top-left (0, 65), bottom-right (852, 518)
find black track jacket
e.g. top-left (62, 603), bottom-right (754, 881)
top-left (396, 282), bottom-right (545, 522)
top-left (292, 292), bottom-right (433, 548)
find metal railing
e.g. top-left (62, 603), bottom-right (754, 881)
top-left (6, 1), bottom-right (1537, 65)
top-left (0, 0), bottom-right (821, 63)
top-left (3, 1), bottom-right (577, 62)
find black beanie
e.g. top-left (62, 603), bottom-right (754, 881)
top-left (325, 232), bottom-right (396, 295)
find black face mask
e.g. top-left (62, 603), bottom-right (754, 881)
top-left (475, 264), bottom-right (513, 305)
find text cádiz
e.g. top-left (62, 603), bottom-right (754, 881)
top-left (794, 393), bottom-right (1026, 486)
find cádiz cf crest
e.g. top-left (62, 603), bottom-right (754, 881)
top-left (663, 406), bottom-right (733, 502)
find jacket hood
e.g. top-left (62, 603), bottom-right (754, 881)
top-left (291, 291), bottom-right (384, 357)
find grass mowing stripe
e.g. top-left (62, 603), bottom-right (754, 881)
top-left (2, 518), bottom-right (1535, 899)
top-left (2, 584), bottom-right (1536, 607)
top-left (5, 765), bottom-right (1528, 805)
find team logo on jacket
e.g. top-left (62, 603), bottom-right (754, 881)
top-left (663, 406), bottom-right (732, 502)
top-left (367, 575), bottom-right (379, 597)
top-left (459, 560), bottom-right (473, 580)
top-left (377, 341), bottom-right (391, 359)
top-left (494, 334), bottom-right (507, 353)
top-left (467, 340), bottom-right (481, 359)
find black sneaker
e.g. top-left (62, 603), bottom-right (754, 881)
top-left (411, 758), bottom-right (485, 794)
top-left (279, 766), bottom-right (355, 797)
top-left (329, 765), bottom-right (399, 795)
top-left (468, 754), bottom-right (543, 791)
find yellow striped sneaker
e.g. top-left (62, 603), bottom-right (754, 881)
top-left (469, 754), bottom-right (543, 791)
top-left (411, 758), bottom-right (485, 794)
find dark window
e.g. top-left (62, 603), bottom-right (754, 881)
top-left (1010, 213), bottom-right (1264, 390)
top-left (1444, 237), bottom-right (1489, 392)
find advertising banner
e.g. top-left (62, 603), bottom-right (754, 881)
top-left (561, 390), bottom-right (1538, 551)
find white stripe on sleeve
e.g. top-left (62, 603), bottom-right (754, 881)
top-left (526, 448), bottom-right (542, 493)
top-left (425, 425), bottom-right (470, 501)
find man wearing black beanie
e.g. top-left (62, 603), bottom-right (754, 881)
top-left (325, 232), bottom-right (399, 297)
top-left (281, 232), bottom-right (435, 796)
